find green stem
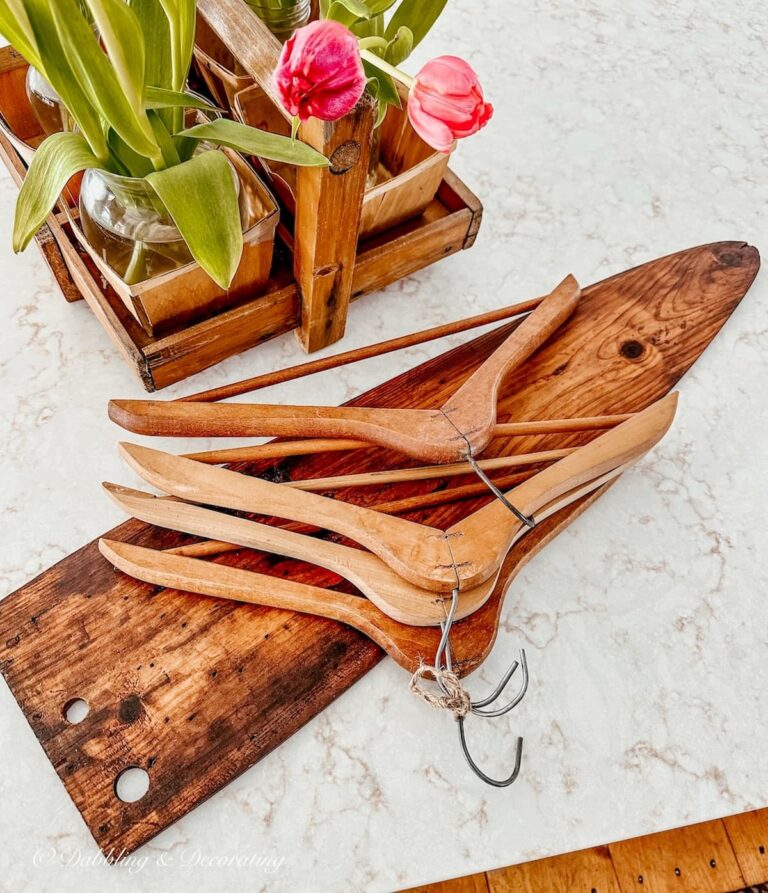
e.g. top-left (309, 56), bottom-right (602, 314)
top-left (171, 106), bottom-right (184, 137)
top-left (360, 48), bottom-right (415, 89)
top-left (123, 238), bottom-right (148, 285)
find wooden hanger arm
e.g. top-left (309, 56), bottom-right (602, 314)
top-left (118, 442), bottom-right (460, 592)
top-left (99, 538), bottom-right (436, 671)
top-left (180, 415), bottom-right (634, 466)
top-left (103, 483), bottom-right (467, 625)
top-left (110, 400), bottom-right (438, 444)
top-left (102, 461), bottom-right (632, 634)
top-left (441, 275), bottom-right (581, 451)
top-left (448, 393), bottom-right (679, 572)
top-left (100, 538), bottom-right (394, 642)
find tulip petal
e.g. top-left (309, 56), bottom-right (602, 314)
top-left (408, 55), bottom-right (493, 148)
top-left (407, 95), bottom-right (455, 153)
top-left (273, 20), bottom-right (365, 122)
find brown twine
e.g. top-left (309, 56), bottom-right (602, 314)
top-left (409, 663), bottom-right (471, 718)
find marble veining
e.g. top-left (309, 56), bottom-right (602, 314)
top-left (1, 0), bottom-right (767, 890)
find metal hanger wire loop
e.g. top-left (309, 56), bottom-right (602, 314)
top-left (432, 589), bottom-right (529, 786)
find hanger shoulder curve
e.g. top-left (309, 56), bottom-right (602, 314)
top-left (441, 275), bottom-right (582, 454)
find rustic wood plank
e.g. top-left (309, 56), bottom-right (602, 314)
top-left (724, 810), bottom-right (768, 886)
top-left (0, 243), bottom-right (758, 856)
top-left (487, 846), bottom-right (620, 893)
top-left (609, 820), bottom-right (745, 892)
top-left (404, 872), bottom-right (490, 893)
top-left (33, 224), bottom-right (83, 303)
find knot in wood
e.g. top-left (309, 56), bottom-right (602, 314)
top-left (717, 247), bottom-right (745, 267)
top-left (620, 339), bottom-right (645, 360)
top-left (329, 140), bottom-right (361, 174)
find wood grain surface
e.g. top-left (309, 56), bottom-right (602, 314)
top-left (0, 242), bottom-right (758, 855)
top-left (410, 807), bottom-right (768, 892)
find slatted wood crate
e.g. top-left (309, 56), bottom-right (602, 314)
top-left (0, 0), bottom-right (482, 391)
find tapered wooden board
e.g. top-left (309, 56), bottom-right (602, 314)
top-left (0, 242), bottom-right (758, 855)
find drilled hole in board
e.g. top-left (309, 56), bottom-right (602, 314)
top-left (114, 767), bottom-right (150, 803)
top-left (63, 698), bottom-right (89, 724)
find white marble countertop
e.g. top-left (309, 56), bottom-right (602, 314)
top-left (1, 2), bottom-right (767, 891)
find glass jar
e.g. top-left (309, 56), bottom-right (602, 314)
top-left (79, 157), bottom-right (246, 286)
top-left (245, 0), bottom-right (311, 42)
top-left (25, 66), bottom-right (74, 137)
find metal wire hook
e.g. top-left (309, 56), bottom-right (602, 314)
top-left (471, 651), bottom-right (529, 718)
top-left (430, 589), bottom-right (529, 786)
top-left (435, 590), bottom-right (526, 716)
top-left (457, 717), bottom-right (524, 788)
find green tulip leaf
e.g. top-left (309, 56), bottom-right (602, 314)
top-left (156, 0), bottom-right (195, 92)
top-left (358, 35), bottom-right (387, 51)
top-left (178, 119), bottom-right (329, 167)
top-left (85, 0), bottom-right (146, 113)
top-left (327, 0), bottom-right (371, 26)
top-left (129, 0), bottom-right (173, 128)
top-left (49, 0), bottom-right (162, 163)
top-left (128, 0), bottom-right (172, 87)
top-left (367, 0), bottom-right (398, 13)
top-left (107, 128), bottom-right (155, 178)
top-left (146, 150), bottom-right (242, 289)
top-left (385, 0), bottom-right (447, 48)
top-left (22, 0), bottom-right (109, 158)
top-left (0, 0), bottom-right (43, 70)
top-left (362, 58), bottom-right (401, 107)
top-left (352, 11), bottom-right (384, 38)
top-left (374, 96), bottom-right (388, 128)
top-left (384, 25), bottom-right (413, 66)
top-left (145, 86), bottom-right (217, 111)
top-left (13, 131), bottom-right (101, 252)
top-left (148, 109), bottom-right (180, 166)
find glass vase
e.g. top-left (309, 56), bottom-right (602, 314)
top-left (79, 159), bottom-right (245, 287)
top-left (245, 0), bottom-right (311, 42)
top-left (25, 66), bottom-right (74, 137)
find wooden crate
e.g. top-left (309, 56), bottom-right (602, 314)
top-left (234, 81), bottom-right (453, 239)
top-left (68, 150), bottom-right (280, 335)
top-left (0, 0), bottom-right (482, 390)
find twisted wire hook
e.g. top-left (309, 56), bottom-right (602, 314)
top-left (431, 589), bottom-right (529, 786)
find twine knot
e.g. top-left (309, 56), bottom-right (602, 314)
top-left (409, 663), bottom-right (471, 718)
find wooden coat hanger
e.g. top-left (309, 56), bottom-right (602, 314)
top-left (103, 461), bottom-right (630, 627)
top-left (117, 392), bottom-right (677, 594)
top-left (108, 276), bottom-right (581, 464)
top-left (97, 479), bottom-right (616, 679)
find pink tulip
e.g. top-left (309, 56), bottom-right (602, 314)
top-left (273, 20), bottom-right (366, 122)
top-left (407, 56), bottom-right (494, 153)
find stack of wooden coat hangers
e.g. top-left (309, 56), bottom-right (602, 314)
top-left (103, 276), bottom-right (678, 787)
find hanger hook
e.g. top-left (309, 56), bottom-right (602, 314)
top-left (457, 717), bottom-right (524, 788)
top-left (428, 590), bottom-right (529, 786)
top-left (472, 650), bottom-right (529, 718)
